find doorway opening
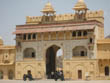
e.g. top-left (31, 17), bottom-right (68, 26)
top-left (78, 70), bottom-right (82, 79)
top-left (46, 45), bottom-right (63, 79)
top-left (8, 70), bottom-right (14, 80)
top-left (105, 66), bottom-right (109, 76)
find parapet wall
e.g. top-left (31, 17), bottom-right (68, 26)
top-left (26, 10), bottom-right (104, 24)
top-left (26, 16), bottom-right (42, 24)
top-left (87, 10), bottom-right (104, 18)
top-left (87, 10), bottom-right (104, 23)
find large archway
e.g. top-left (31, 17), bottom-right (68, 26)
top-left (46, 45), bottom-right (63, 79)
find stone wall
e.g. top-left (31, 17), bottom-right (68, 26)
top-left (15, 38), bottom-right (97, 80)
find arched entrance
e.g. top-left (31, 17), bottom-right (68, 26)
top-left (46, 45), bottom-right (63, 79)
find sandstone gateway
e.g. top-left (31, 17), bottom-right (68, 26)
top-left (0, 0), bottom-right (110, 80)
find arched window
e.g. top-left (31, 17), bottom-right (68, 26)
top-left (28, 34), bottom-right (31, 40)
top-left (32, 34), bottom-right (36, 39)
top-left (23, 34), bottom-right (26, 40)
top-left (83, 31), bottom-right (87, 36)
top-left (0, 71), bottom-right (3, 79)
top-left (8, 70), bottom-right (14, 80)
top-left (72, 31), bottom-right (76, 37)
top-left (105, 66), bottom-right (109, 76)
top-left (24, 48), bottom-right (36, 58)
top-left (78, 31), bottom-right (82, 36)
top-left (72, 46), bottom-right (87, 56)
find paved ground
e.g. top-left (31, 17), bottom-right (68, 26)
top-left (0, 80), bottom-right (110, 83)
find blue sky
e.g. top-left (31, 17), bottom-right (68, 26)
top-left (0, 0), bottom-right (110, 45)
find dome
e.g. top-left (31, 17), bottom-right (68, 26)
top-left (73, 0), bottom-right (88, 10)
top-left (41, 2), bottom-right (55, 13)
top-left (0, 36), bottom-right (3, 46)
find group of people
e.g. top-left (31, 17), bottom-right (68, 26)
top-left (23, 71), bottom-right (34, 81)
top-left (49, 70), bottom-right (65, 81)
top-left (23, 70), bottom-right (65, 81)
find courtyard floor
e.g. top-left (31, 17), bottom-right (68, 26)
top-left (0, 80), bottom-right (110, 83)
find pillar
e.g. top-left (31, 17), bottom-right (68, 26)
top-left (49, 32), bottom-right (51, 40)
top-left (64, 31), bottom-right (66, 40)
top-left (41, 33), bottom-right (44, 41)
top-left (56, 32), bottom-right (58, 40)
top-left (70, 31), bottom-right (72, 40)
top-left (3, 67), bottom-right (8, 80)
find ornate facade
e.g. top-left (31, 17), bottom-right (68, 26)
top-left (0, 37), bottom-right (15, 80)
top-left (0, 0), bottom-right (110, 80)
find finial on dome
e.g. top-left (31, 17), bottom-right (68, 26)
top-left (79, 0), bottom-right (84, 2)
top-left (73, 0), bottom-right (88, 10)
top-left (41, 2), bottom-right (55, 14)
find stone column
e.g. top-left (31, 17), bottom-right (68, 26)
top-left (3, 67), bottom-right (8, 80)
top-left (31, 34), bottom-right (33, 40)
top-left (49, 32), bottom-right (51, 40)
top-left (76, 31), bottom-right (78, 38)
top-left (56, 32), bottom-right (58, 40)
top-left (70, 31), bottom-right (72, 40)
top-left (36, 33), bottom-right (37, 41)
top-left (64, 31), bottom-right (66, 40)
top-left (81, 30), bottom-right (83, 37)
top-left (41, 33), bottom-right (44, 41)
top-left (26, 34), bottom-right (28, 40)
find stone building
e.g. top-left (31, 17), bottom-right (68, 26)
top-left (0, 0), bottom-right (110, 80)
top-left (0, 37), bottom-right (15, 80)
